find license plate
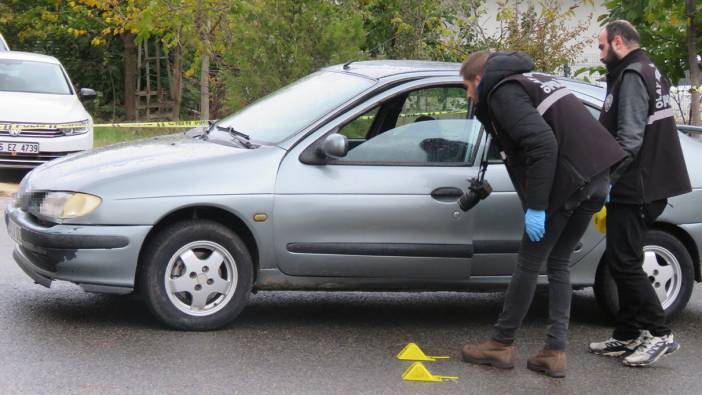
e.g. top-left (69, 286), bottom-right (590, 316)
top-left (7, 218), bottom-right (22, 244)
top-left (0, 141), bottom-right (39, 154)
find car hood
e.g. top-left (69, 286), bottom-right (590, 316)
top-left (24, 134), bottom-right (286, 198)
top-left (0, 92), bottom-right (89, 123)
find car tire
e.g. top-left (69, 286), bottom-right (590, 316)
top-left (139, 220), bottom-right (253, 330)
top-left (594, 229), bottom-right (695, 322)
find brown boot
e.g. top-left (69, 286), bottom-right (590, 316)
top-left (527, 348), bottom-right (567, 378)
top-left (461, 339), bottom-right (515, 369)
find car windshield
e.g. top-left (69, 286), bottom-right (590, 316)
top-left (0, 59), bottom-right (72, 95)
top-left (215, 71), bottom-right (375, 144)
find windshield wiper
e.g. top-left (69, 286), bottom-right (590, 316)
top-left (216, 125), bottom-right (257, 149)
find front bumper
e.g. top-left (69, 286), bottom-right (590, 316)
top-left (5, 204), bottom-right (151, 294)
top-left (0, 132), bottom-right (92, 168)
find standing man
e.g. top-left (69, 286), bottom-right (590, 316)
top-left (588, 20), bottom-right (691, 367)
top-left (460, 51), bottom-right (626, 378)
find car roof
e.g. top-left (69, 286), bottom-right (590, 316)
top-left (324, 60), bottom-right (605, 101)
top-left (0, 51), bottom-right (61, 64)
top-left (324, 60), bottom-right (460, 79)
top-left (560, 78), bottom-right (605, 102)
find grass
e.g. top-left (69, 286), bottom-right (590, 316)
top-left (93, 127), bottom-right (182, 147)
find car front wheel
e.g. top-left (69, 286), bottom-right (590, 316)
top-left (139, 220), bottom-right (253, 330)
top-left (594, 229), bottom-right (695, 322)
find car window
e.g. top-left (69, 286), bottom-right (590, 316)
top-left (396, 87), bottom-right (469, 127)
top-left (216, 71), bottom-right (375, 145)
top-left (340, 107), bottom-right (379, 141)
top-left (334, 85), bottom-right (479, 165)
top-left (486, 139), bottom-right (502, 162)
top-left (337, 119), bottom-right (482, 164)
top-left (0, 59), bottom-right (72, 95)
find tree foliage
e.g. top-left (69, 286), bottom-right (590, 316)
top-left (1, 0), bottom-right (605, 121)
top-left (489, 0), bottom-right (596, 73)
top-left (223, 0), bottom-right (365, 110)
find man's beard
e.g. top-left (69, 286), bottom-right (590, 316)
top-left (602, 48), bottom-right (620, 70)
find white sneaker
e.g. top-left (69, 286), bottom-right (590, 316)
top-left (622, 332), bottom-right (679, 367)
top-left (589, 336), bottom-right (641, 357)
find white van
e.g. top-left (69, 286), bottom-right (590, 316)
top-left (0, 51), bottom-right (94, 168)
top-left (0, 33), bottom-right (8, 51)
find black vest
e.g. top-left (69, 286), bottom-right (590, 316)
top-left (599, 50), bottom-right (691, 203)
top-left (488, 73), bottom-right (626, 213)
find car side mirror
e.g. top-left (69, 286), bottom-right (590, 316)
top-left (299, 129), bottom-right (349, 165)
top-left (79, 88), bottom-right (97, 101)
top-left (320, 133), bottom-right (348, 159)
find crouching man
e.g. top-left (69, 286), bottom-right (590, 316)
top-left (460, 51), bottom-right (626, 378)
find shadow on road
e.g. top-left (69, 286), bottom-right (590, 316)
top-left (13, 287), bottom-right (614, 331)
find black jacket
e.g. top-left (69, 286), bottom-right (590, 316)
top-left (475, 52), bottom-right (626, 213)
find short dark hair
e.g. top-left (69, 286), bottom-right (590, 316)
top-left (460, 51), bottom-right (492, 80)
top-left (604, 20), bottom-right (641, 47)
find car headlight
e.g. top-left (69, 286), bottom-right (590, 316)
top-left (39, 192), bottom-right (102, 221)
top-left (58, 120), bottom-right (91, 135)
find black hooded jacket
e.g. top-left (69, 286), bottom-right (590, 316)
top-left (475, 52), bottom-right (626, 213)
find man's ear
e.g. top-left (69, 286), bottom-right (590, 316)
top-left (612, 35), bottom-right (624, 52)
top-left (475, 75), bottom-right (482, 86)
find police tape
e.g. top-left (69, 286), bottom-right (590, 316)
top-left (0, 122), bottom-right (90, 131)
top-left (0, 120), bottom-right (209, 131)
top-left (359, 110), bottom-right (466, 120)
top-left (92, 120), bottom-right (210, 128)
top-left (0, 111), bottom-right (467, 131)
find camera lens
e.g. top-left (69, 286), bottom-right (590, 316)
top-left (458, 191), bottom-right (478, 212)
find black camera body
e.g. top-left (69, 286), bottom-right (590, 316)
top-left (458, 178), bottom-right (493, 212)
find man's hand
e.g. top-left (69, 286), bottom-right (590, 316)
top-left (525, 209), bottom-right (546, 242)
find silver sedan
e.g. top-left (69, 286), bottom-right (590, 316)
top-left (6, 61), bottom-right (702, 330)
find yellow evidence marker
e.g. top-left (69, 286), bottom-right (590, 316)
top-left (401, 362), bottom-right (458, 382)
top-left (397, 343), bottom-right (450, 362)
top-left (593, 206), bottom-right (607, 234)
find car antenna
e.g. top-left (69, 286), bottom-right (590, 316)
top-left (343, 60), bottom-right (355, 70)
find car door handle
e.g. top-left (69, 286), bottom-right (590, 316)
top-left (431, 187), bottom-right (464, 201)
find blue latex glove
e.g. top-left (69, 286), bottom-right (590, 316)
top-left (605, 184), bottom-right (612, 204)
top-left (525, 209), bottom-right (546, 242)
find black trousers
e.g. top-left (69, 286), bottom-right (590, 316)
top-left (493, 172), bottom-right (609, 350)
top-left (606, 201), bottom-right (670, 340)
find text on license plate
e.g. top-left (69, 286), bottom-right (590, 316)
top-left (0, 141), bottom-right (39, 154)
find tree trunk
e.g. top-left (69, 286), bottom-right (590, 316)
top-left (197, 0), bottom-right (210, 121)
top-left (687, 0), bottom-right (701, 126)
top-left (200, 51), bottom-right (210, 121)
top-left (169, 44), bottom-right (184, 121)
top-left (122, 33), bottom-right (138, 121)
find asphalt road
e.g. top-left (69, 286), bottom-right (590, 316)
top-left (0, 170), bottom-right (701, 394)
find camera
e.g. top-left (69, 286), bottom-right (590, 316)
top-left (458, 178), bottom-right (493, 211)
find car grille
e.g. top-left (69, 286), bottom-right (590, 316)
top-left (0, 128), bottom-right (63, 138)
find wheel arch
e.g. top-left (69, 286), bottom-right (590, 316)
top-left (651, 222), bottom-right (701, 282)
top-left (135, 205), bottom-right (260, 291)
